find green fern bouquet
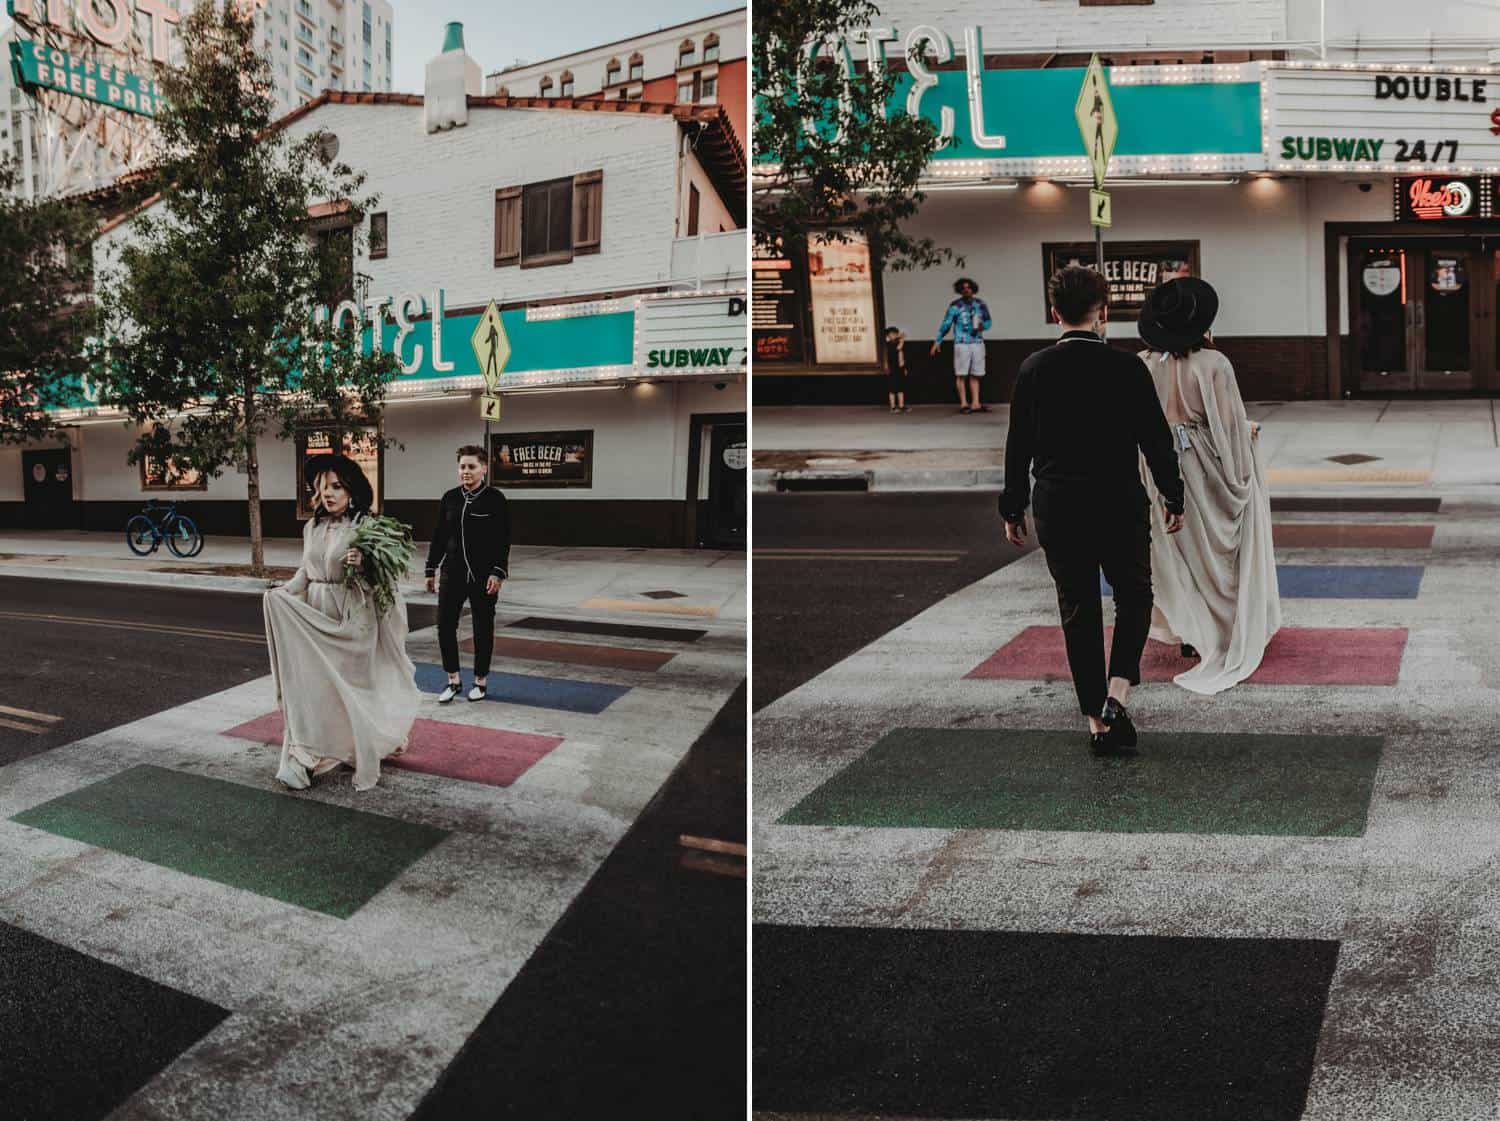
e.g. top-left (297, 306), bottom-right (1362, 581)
top-left (344, 513), bottom-right (415, 615)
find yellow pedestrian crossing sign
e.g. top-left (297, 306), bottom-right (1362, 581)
top-left (1075, 54), bottom-right (1118, 190)
top-left (1090, 189), bottom-right (1112, 228)
top-left (471, 300), bottom-right (511, 391)
top-left (480, 393), bottom-right (503, 422)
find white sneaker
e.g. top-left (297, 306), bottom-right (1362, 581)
top-left (467, 682), bottom-right (487, 702)
top-left (438, 681), bottom-right (462, 704)
top-left (275, 758), bottom-right (310, 790)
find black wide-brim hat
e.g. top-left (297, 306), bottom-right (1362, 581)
top-left (1137, 277), bottom-right (1219, 354)
top-left (302, 453), bottom-right (373, 510)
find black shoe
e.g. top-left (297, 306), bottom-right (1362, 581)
top-left (1100, 698), bottom-right (1138, 748)
top-left (1180, 644), bottom-right (1199, 659)
top-left (1089, 731), bottom-right (1113, 755)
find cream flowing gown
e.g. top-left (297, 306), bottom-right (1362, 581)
top-left (1138, 348), bottom-right (1281, 694)
top-left (262, 513), bottom-right (421, 790)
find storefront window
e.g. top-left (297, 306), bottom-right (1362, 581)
top-left (1357, 248), bottom-right (1406, 376)
top-left (140, 453), bottom-right (207, 491)
top-left (1426, 253), bottom-right (1470, 371)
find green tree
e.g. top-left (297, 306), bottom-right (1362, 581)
top-left (99, 3), bottom-right (400, 573)
top-left (0, 162), bottom-right (100, 444)
top-left (753, 0), bottom-right (958, 272)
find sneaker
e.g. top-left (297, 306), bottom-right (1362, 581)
top-left (438, 681), bottom-right (462, 704)
top-left (467, 682), bottom-right (487, 702)
top-left (275, 758), bottom-right (311, 790)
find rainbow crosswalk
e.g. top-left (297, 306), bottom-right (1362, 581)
top-left (754, 493), bottom-right (1497, 1120)
top-left (1, 609), bottom-right (741, 1121)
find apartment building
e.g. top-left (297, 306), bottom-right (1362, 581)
top-left (486, 8), bottom-right (747, 150)
top-left (250, 0), bottom-right (394, 116)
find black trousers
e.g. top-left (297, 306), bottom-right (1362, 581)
top-left (438, 571), bottom-right (498, 678)
top-left (1034, 503), bottom-right (1154, 717)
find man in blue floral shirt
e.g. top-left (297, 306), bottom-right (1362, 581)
top-left (930, 277), bottom-right (993, 414)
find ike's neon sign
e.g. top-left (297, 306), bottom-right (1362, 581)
top-left (6, 0), bottom-right (181, 64)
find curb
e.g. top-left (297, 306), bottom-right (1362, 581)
top-left (753, 467), bottom-right (1004, 494)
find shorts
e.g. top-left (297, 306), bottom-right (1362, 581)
top-left (886, 371), bottom-right (907, 393)
top-left (953, 342), bottom-right (986, 377)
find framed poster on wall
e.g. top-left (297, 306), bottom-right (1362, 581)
top-left (296, 425), bottom-right (383, 519)
top-left (1041, 241), bottom-right (1201, 322)
top-left (752, 243), bottom-right (807, 364)
top-left (490, 430), bottom-right (593, 488)
top-left (140, 452), bottom-right (207, 491)
top-left (807, 231), bottom-right (879, 364)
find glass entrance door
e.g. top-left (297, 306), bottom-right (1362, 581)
top-left (1354, 241), bottom-right (1490, 394)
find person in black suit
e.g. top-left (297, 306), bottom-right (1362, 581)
top-left (998, 266), bottom-right (1186, 752)
top-left (424, 444), bottom-right (511, 703)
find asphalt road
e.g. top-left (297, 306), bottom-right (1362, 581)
top-left (753, 492), bottom-right (1036, 709)
top-left (0, 575), bottom-right (744, 1120)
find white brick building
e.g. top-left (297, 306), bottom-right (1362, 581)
top-left (5, 25), bottom-right (748, 549)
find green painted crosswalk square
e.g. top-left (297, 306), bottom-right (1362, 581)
top-left (779, 729), bottom-right (1383, 837)
top-left (12, 765), bottom-right (449, 918)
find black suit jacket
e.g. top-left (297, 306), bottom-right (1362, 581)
top-left (424, 486), bottom-right (511, 582)
top-left (999, 331), bottom-right (1185, 524)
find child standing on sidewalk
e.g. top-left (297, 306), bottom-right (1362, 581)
top-left (884, 326), bottom-right (910, 414)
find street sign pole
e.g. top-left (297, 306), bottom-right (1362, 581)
top-left (1075, 54), bottom-right (1118, 276)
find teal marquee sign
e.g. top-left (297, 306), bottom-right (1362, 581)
top-left (8, 38), bottom-right (163, 118)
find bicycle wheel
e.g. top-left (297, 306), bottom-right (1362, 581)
top-left (126, 515), bottom-right (159, 556)
top-left (167, 516), bottom-right (203, 559)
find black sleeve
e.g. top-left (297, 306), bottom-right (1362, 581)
top-left (424, 495), bottom-right (447, 577)
top-left (1133, 363), bottom-right (1185, 515)
top-left (491, 492), bottom-right (511, 579)
top-left (998, 360), bottom-right (1036, 522)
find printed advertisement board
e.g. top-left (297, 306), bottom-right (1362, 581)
top-left (807, 232), bottom-right (879, 365)
top-left (490, 430), bottom-right (593, 489)
top-left (1042, 241), bottom-right (1199, 322)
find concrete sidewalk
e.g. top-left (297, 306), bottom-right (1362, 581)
top-left (0, 531), bottom-right (746, 630)
top-left (753, 399), bottom-right (1500, 493)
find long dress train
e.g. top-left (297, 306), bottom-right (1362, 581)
top-left (1138, 348), bottom-right (1281, 694)
top-left (262, 513), bottom-right (420, 790)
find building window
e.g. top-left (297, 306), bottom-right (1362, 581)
top-left (369, 211), bottom-right (388, 259)
top-left (687, 184), bottom-right (701, 237)
top-left (702, 75), bottom-right (718, 102)
top-left (496, 85), bottom-right (510, 97)
top-left (605, 58), bottom-right (621, 85)
top-left (560, 71), bottom-right (574, 97)
top-left (704, 34), bottom-right (720, 62)
top-left (494, 170), bottom-right (602, 268)
top-left (628, 52), bottom-right (643, 81)
top-left (677, 81), bottom-right (693, 104)
top-left (539, 76), bottom-right (553, 97)
top-left (679, 40), bottom-right (696, 67)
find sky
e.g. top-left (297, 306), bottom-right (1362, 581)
top-left (3, 2), bottom-right (741, 91)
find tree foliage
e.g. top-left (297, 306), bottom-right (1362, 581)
top-left (0, 162), bottom-right (100, 444)
top-left (98, 2), bottom-right (400, 569)
top-left (753, 0), bottom-right (959, 271)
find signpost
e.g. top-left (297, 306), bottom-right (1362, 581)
top-left (471, 298), bottom-right (510, 451)
top-left (1075, 54), bottom-right (1118, 269)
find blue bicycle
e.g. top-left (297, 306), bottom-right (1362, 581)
top-left (126, 499), bottom-right (204, 558)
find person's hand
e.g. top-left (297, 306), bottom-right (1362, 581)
top-left (344, 547), bottom-right (363, 567)
top-left (1249, 421), bottom-right (1262, 441)
top-left (486, 575), bottom-right (502, 596)
top-left (1004, 516), bottom-right (1029, 547)
top-left (1164, 509), bottom-right (1186, 535)
top-left (425, 576), bottom-right (435, 594)
top-left (929, 343), bottom-right (940, 357)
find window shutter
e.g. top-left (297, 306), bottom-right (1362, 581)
top-left (572, 169), bottom-right (603, 255)
top-left (494, 186), bottom-right (521, 267)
